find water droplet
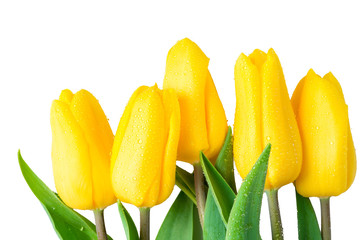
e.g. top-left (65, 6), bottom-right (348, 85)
top-left (138, 139), bottom-right (143, 144)
top-left (80, 226), bottom-right (84, 231)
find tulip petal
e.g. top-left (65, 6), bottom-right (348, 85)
top-left (234, 53), bottom-right (263, 186)
top-left (50, 100), bottom-right (93, 210)
top-left (69, 90), bottom-right (115, 209)
top-left (248, 49), bottom-right (267, 71)
top-left (59, 89), bottom-right (74, 105)
top-left (204, 72), bottom-right (228, 163)
top-left (111, 86), bottom-right (148, 173)
top-left (157, 88), bottom-right (180, 204)
top-left (163, 38), bottom-right (210, 163)
top-left (346, 126), bottom-right (356, 190)
top-left (293, 70), bottom-right (349, 197)
top-left (234, 49), bottom-right (302, 190)
top-left (324, 72), bottom-right (356, 191)
top-left (112, 86), bottom-right (166, 207)
top-left (261, 49), bottom-right (302, 189)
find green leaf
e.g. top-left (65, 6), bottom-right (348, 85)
top-left (175, 166), bottom-right (197, 205)
top-left (175, 176), bottom-right (196, 205)
top-left (214, 127), bottom-right (236, 193)
top-left (296, 191), bottom-right (322, 240)
top-left (18, 150), bottom-right (113, 240)
top-left (118, 201), bottom-right (139, 240)
top-left (204, 190), bottom-right (226, 240)
top-left (200, 152), bottom-right (236, 225)
top-left (225, 144), bottom-right (271, 240)
top-left (156, 191), bottom-right (202, 240)
top-left (176, 166), bottom-right (195, 194)
top-left (203, 127), bottom-right (235, 240)
top-left (192, 204), bottom-right (203, 240)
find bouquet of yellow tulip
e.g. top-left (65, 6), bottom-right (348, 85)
top-left (19, 38), bottom-right (356, 240)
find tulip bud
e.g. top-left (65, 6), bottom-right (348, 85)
top-left (111, 85), bottom-right (180, 208)
top-left (50, 89), bottom-right (116, 210)
top-left (163, 38), bottom-right (228, 164)
top-left (291, 69), bottom-right (356, 197)
top-left (234, 49), bottom-right (302, 190)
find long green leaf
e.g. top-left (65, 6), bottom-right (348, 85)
top-left (225, 144), bottom-right (271, 240)
top-left (156, 191), bottom-right (202, 240)
top-left (204, 127), bottom-right (235, 240)
top-left (176, 166), bottom-right (195, 194)
top-left (175, 166), bottom-right (197, 205)
top-left (296, 191), bottom-right (322, 240)
top-left (204, 190), bottom-right (226, 240)
top-left (18, 150), bottom-right (112, 240)
top-left (118, 201), bottom-right (139, 240)
top-left (192, 204), bottom-right (203, 240)
top-left (200, 152), bottom-right (236, 225)
top-left (214, 127), bottom-right (236, 193)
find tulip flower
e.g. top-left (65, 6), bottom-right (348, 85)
top-left (291, 69), bottom-right (356, 240)
top-left (292, 69), bottom-right (356, 198)
top-left (111, 84), bottom-right (180, 240)
top-left (51, 89), bottom-right (116, 240)
top-left (233, 48), bottom-right (302, 190)
top-left (50, 89), bottom-right (116, 210)
top-left (111, 85), bottom-right (180, 208)
top-left (233, 49), bottom-right (302, 240)
top-left (163, 38), bottom-right (228, 227)
top-left (163, 38), bottom-right (228, 165)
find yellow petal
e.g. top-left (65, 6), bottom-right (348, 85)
top-left (203, 72), bottom-right (228, 163)
top-left (346, 125), bottom-right (356, 190)
top-left (157, 88), bottom-right (180, 204)
top-left (293, 70), bottom-right (350, 197)
top-left (234, 53), bottom-right (263, 183)
top-left (261, 49), bottom-right (302, 189)
top-left (111, 86), bottom-right (149, 173)
top-left (163, 38), bottom-right (210, 163)
top-left (69, 90), bottom-right (116, 209)
top-left (234, 49), bottom-right (302, 190)
top-left (323, 72), bottom-right (344, 98)
top-left (324, 72), bottom-right (356, 191)
top-left (50, 100), bottom-right (93, 210)
top-left (59, 89), bottom-right (74, 105)
top-left (249, 49), bottom-right (267, 71)
top-left (112, 86), bottom-right (171, 207)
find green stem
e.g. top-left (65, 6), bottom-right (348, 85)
top-left (320, 197), bottom-right (331, 240)
top-left (266, 189), bottom-right (284, 240)
top-left (139, 207), bottom-right (150, 240)
top-left (194, 162), bottom-right (206, 228)
top-left (93, 209), bottom-right (108, 240)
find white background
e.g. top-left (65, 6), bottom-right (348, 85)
top-left (1, 1), bottom-right (359, 239)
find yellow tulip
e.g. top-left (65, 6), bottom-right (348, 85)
top-left (163, 38), bottom-right (228, 164)
top-left (50, 89), bottom-right (116, 210)
top-left (234, 49), bottom-right (302, 190)
top-left (111, 85), bottom-right (180, 208)
top-left (291, 69), bottom-right (356, 197)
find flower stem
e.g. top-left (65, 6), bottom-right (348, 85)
top-left (194, 162), bottom-right (206, 228)
top-left (265, 189), bottom-right (284, 240)
top-left (93, 209), bottom-right (108, 240)
top-left (139, 207), bottom-right (150, 240)
top-left (320, 197), bottom-right (331, 240)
